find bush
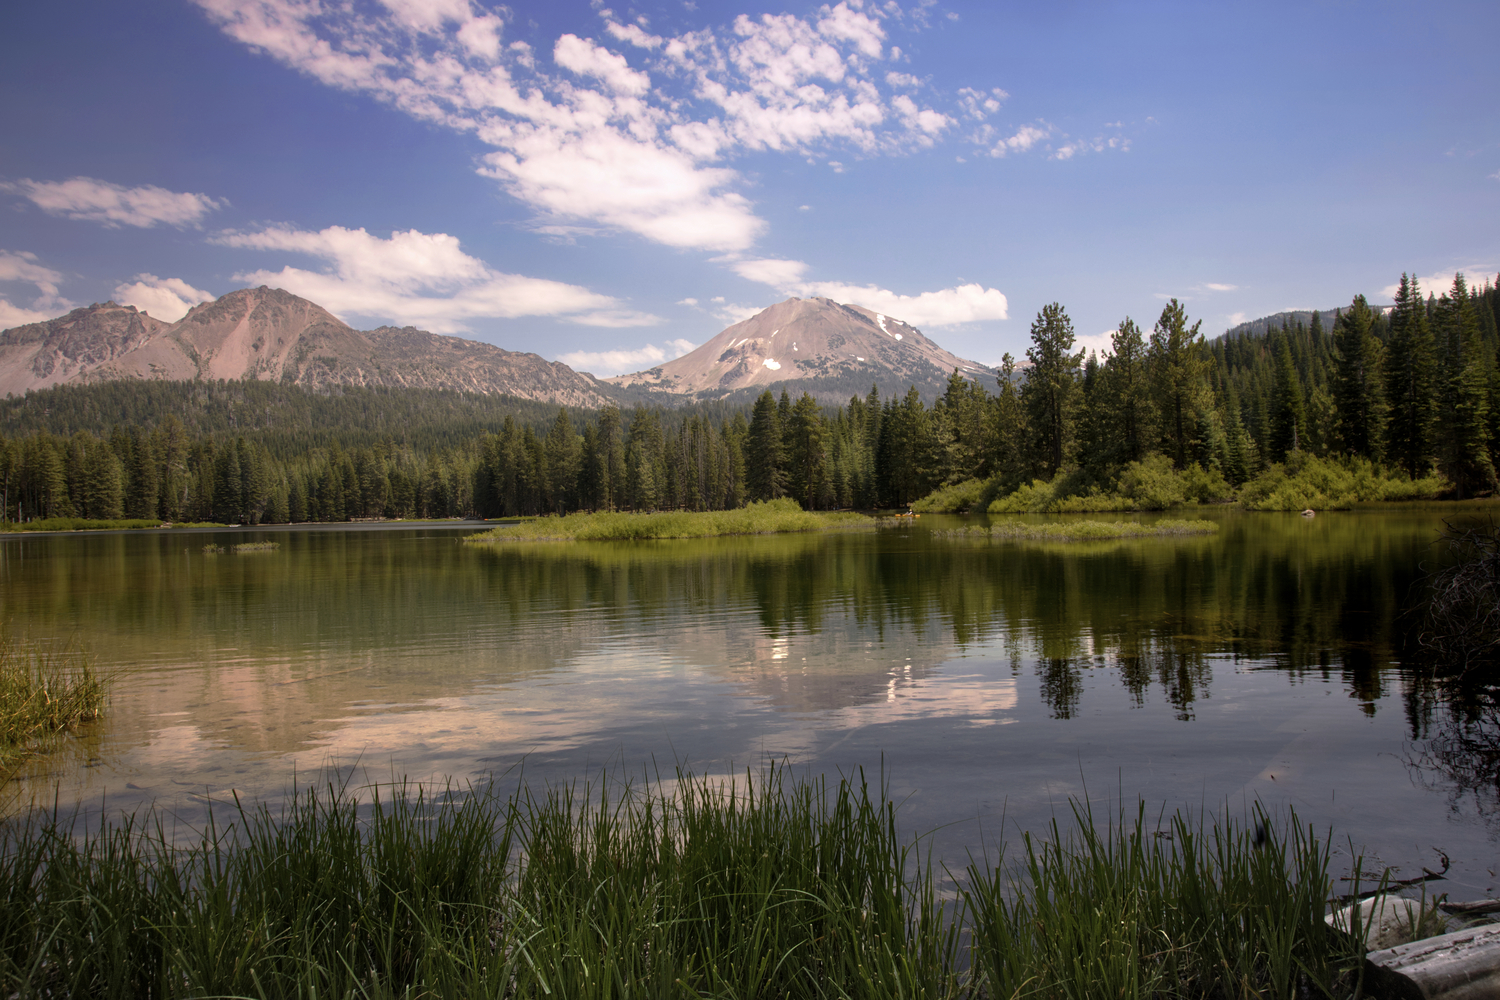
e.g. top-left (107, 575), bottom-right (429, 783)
top-left (466, 498), bottom-right (870, 542)
top-left (1239, 453), bottom-right (1448, 510)
top-left (911, 477), bottom-right (1000, 513)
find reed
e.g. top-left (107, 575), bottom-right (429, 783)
top-left (0, 635), bottom-right (105, 770)
top-left (466, 497), bottom-right (870, 543)
top-left (0, 765), bottom-right (1360, 998)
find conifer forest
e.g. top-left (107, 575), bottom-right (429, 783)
top-left (2, 273), bottom-right (1497, 525)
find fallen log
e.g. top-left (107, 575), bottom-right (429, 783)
top-left (1363, 923), bottom-right (1500, 999)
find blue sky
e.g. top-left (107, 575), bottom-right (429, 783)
top-left (2, 0), bottom-right (1497, 376)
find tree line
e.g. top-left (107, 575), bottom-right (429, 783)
top-left (2, 272), bottom-right (1496, 525)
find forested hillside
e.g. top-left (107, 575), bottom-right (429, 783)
top-left (1, 273), bottom-right (1496, 525)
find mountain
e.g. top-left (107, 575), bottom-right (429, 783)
top-left (0, 287), bottom-right (616, 408)
top-left (1217, 307), bottom-right (1389, 341)
top-left (606, 297), bottom-right (994, 403)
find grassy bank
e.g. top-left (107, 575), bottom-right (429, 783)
top-left (940, 518), bottom-right (1220, 542)
top-left (0, 636), bottom-right (105, 771)
top-left (465, 497), bottom-right (870, 543)
top-left (0, 766), bottom-right (1360, 998)
top-left (0, 518), bottom-right (226, 533)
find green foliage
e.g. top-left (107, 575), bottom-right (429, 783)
top-left (965, 801), bottom-right (1355, 999)
top-left (1239, 452), bottom-right (1449, 510)
top-left (910, 476), bottom-right (1001, 512)
top-left (0, 765), bottom-right (1358, 999)
top-left (0, 633), bottom-right (105, 769)
top-left (466, 497), bottom-right (869, 542)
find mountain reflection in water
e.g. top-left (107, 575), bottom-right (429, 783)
top-left (1, 509), bottom-right (1496, 897)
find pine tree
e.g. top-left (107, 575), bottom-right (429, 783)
top-left (1103, 317), bottom-right (1152, 465)
top-left (1331, 295), bottom-right (1386, 459)
top-left (1148, 299), bottom-right (1209, 468)
top-left (1440, 275), bottom-right (1498, 497)
top-left (745, 390), bottom-right (785, 501)
top-left (1021, 303), bottom-right (1081, 479)
top-left (1384, 273), bottom-right (1439, 477)
top-left (993, 354), bottom-right (1027, 488)
top-left (785, 392), bottom-right (827, 508)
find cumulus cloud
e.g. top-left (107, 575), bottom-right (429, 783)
top-left (797, 280), bottom-right (1007, 326)
top-left (982, 119), bottom-right (1130, 160)
top-left (192, 0), bottom-right (976, 253)
top-left (1075, 331), bottom-right (1115, 358)
top-left (0, 250), bottom-right (71, 326)
top-left (2, 177), bottom-right (223, 228)
top-left (722, 250), bottom-right (1007, 327)
top-left (1381, 267), bottom-right (1498, 301)
top-left (113, 274), bottom-right (216, 321)
top-left (556, 337), bottom-right (696, 376)
top-left (216, 224), bottom-right (657, 332)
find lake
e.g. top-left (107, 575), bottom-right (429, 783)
top-left (2, 509), bottom-right (1495, 898)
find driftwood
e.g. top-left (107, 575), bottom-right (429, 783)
top-left (1439, 898), bottom-right (1500, 917)
top-left (1363, 924), bottom-right (1500, 1000)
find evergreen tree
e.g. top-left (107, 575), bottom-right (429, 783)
top-left (745, 390), bottom-right (786, 501)
top-left (1384, 273), bottom-right (1439, 477)
top-left (1148, 299), bottom-right (1209, 468)
top-left (1103, 318), bottom-right (1152, 465)
top-left (1440, 275), bottom-right (1498, 497)
top-left (1021, 303), bottom-right (1081, 479)
top-left (1268, 330), bottom-right (1307, 462)
top-left (1331, 295), bottom-right (1386, 459)
top-left (544, 408), bottom-right (581, 513)
top-left (993, 354), bottom-right (1028, 489)
top-left (785, 392), bottom-right (827, 508)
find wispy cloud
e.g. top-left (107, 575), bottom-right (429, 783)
top-left (113, 274), bottom-right (216, 321)
top-left (191, 0), bottom-right (980, 254)
top-left (557, 337), bottom-right (696, 376)
top-left (217, 224), bottom-right (658, 332)
top-left (0, 249), bottom-right (71, 327)
top-left (2, 177), bottom-right (223, 228)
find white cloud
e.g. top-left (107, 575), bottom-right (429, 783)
top-left (724, 250), bottom-right (1008, 327)
top-left (885, 71), bottom-right (920, 87)
top-left (1075, 331), bottom-right (1115, 358)
top-left (557, 337), bottom-right (695, 376)
top-left (957, 86), bottom-right (1005, 119)
top-left (677, 297), bottom-right (699, 306)
top-left (217, 224), bottom-right (657, 332)
top-left (990, 123), bottom-right (1051, 156)
top-left (798, 280), bottom-right (1007, 326)
top-left (1202, 282), bottom-right (1237, 292)
top-left (982, 119), bottom-right (1130, 160)
top-left (0, 299), bottom-right (57, 329)
top-left (113, 274), bottom-right (216, 321)
top-left (192, 0), bottom-right (971, 253)
top-left (3, 177), bottom-right (223, 228)
top-left (0, 249), bottom-right (71, 325)
top-left (1381, 267), bottom-right (1498, 301)
top-left (729, 257), bottom-right (809, 285)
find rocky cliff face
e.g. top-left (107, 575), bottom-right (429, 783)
top-left (606, 297), bottom-right (993, 402)
top-left (0, 287), bottom-right (615, 408)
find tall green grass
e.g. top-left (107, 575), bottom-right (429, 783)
top-left (0, 635), bottom-right (105, 770)
top-left (0, 765), bottom-right (1362, 998)
top-left (466, 497), bottom-right (871, 543)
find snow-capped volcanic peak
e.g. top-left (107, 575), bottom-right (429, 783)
top-left (605, 296), bottom-right (993, 402)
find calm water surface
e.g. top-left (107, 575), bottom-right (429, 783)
top-left (2, 510), bottom-right (1495, 895)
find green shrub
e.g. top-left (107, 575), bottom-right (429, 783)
top-left (1239, 453), bottom-right (1448, 510)
top-left (466, 498), bottom-right (870, 542)
top-left (1, 634), bottom-right (105, 768)
top-left (911, 477), bottom-right (1000, 513)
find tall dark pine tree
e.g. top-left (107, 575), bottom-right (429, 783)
top-left (1148, 299), bottom-right (1209, 468)
top-left (1103, 317), bottom-right (1152, 465)
top-left (1384, 273), bottom-right (1438, 478)
top-left (1021, 303), bottom-right (1080, 479)
top-left (1268, 330), bottom-right (1307, 462)
top-left (1440, 275), bottom-right (1498, 497)
top-left (1331, 295), bottom-right (1385, 459)
top-left (745, 390), bottom-right (786, 501)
